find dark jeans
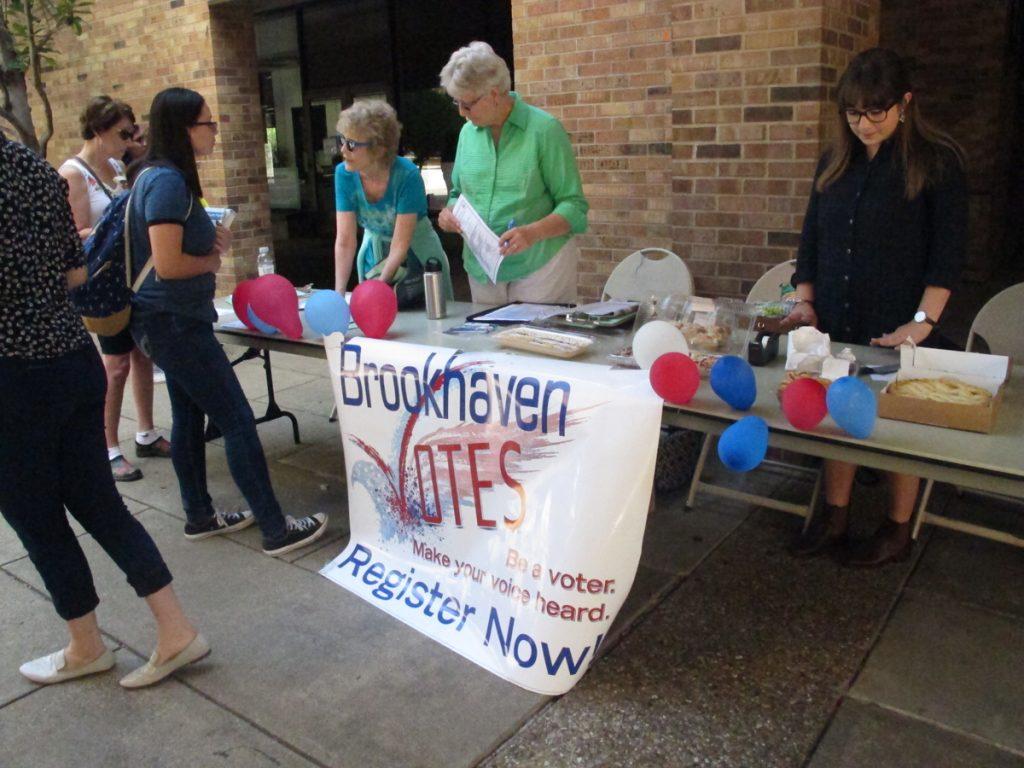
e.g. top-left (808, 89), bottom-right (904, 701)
top-left (0, 345), bottom-right (172, 621)
top-left (131, 312), bottom-right (287, 541)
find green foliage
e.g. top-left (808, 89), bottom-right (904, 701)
top-left (1, 0), bottom-right (92, 70)
top-left (400, 88), bottom-right (463, 166)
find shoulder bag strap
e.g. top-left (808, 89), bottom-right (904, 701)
top-left (71, 157), bottom-right (115, 202)
top-left (127, 166), bottom-right (156, 292)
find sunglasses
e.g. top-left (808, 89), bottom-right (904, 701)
top-left (118, 128), bottom-right (137, 141)
top-left (192, 120), bottom-right (219, 132)
top-left (336, 134), bottom-right (373, 152)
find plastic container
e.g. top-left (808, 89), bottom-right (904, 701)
top-left (257, 246), bottom-right (275, 276)
top-left (676, 296), bottom-right (757, 358)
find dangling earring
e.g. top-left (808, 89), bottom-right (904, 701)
top-left (898, 111), bottom-right (905, 124)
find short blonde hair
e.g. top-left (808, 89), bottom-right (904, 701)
top-left (439, 41), bottom-right (511, 97)
top-left (337, 100), bottom-right (401, 166)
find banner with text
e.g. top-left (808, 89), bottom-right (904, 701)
top-left (321, 335), bottom-right (662, 694)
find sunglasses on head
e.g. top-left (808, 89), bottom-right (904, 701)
top-left (336, 134), bottom-right (373, 152)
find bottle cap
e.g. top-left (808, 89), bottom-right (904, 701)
top-left (425, 258), bottom-right (442, 273)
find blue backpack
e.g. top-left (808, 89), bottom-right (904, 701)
top-left (70, 167), bottom-right (156, 336)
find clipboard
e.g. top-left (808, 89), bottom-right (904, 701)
top-left (465, 301), bottom-right (575, 325)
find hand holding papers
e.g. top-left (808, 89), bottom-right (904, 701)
top-left (452, 196), bottom-right (502, 284)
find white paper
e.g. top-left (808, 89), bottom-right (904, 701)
top-left (897, 342), bottom-right (1010, 395)
top-left (220, 319), bottom-right (248, 330)
top-left (571, 300), bottom-right (638, 317)
top-left (452, 196), bottom-right (503, 283)
top-left (472, 303), bottom-right (572, 323)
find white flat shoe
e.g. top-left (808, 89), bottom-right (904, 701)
top-left (119, 633), bottom-right (210, 689)
top-left (19, 648), bottom-right (115, 685)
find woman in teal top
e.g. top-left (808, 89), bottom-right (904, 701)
top-left (438, 41), bottom-right (589, 304)
top-left (333, 100), bottom-right (453, 305)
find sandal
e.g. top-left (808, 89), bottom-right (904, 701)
top-left (110, 455), bottom-right (143, 482)
top-left (135, 436), bottom-right (171, 459)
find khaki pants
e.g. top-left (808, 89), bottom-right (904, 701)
top-left (469, 238), bottom-right (580, 305)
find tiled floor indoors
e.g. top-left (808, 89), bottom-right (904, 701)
top-left (1, 348), bottom-right (1021, 768)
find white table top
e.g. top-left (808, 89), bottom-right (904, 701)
top-left (214, 299), bottom-right (1024, 497)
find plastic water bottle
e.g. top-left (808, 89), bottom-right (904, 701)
top-left (424, 258), bottom-right (446, 320)
top-left (257, 246), bottom-right (275, 276)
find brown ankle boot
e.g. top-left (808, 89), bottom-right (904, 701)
top-left (843, 519), bottom-right (912, 567)
top-left (790, 503), bottom-right (849, 558)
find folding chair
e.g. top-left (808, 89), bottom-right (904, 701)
top-left (686, 259), bottom-right (822, 522)
top-left (913, 282), bottom-right (1024, 545)
top-left (602, 248), bottom-right (694, 302)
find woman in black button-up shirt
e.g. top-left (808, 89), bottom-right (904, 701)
top-left (788, 48), bottom-right (968, 567)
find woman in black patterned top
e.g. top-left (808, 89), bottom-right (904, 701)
top-left (0, 132), bottom-right (208, 688)
top-left (788, 49), bottom-right (968, 567)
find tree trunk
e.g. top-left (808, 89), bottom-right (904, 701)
top-left (0, 14), bottom-right (40, 153)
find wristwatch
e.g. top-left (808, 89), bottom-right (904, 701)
top-left (913, 310), bottom-right (937, 326)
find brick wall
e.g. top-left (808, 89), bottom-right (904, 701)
top-left (880, 0), bottom-right (1017, 280)
top-left (3, 0), bottom-right (269, 293)
top-left (514, 0), bottom-right (879, 300)
top-left (513, 0), bottom-right (676, 300)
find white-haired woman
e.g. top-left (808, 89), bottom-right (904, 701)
top-left (334, 100), bottom-right (453, 304)
top-left (437, 41), bottom-right (589, 304)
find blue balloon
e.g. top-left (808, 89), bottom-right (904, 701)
top-left (709, 355), bottom-right (757, 410)
top-left (826, 375), bottom-right (877, 438)
top-left (247, 306), bottom-right (278, 335)
top-left (718, 415), bottom-right (769, 472)
top-left (304, 289), bottom-right (351, 337)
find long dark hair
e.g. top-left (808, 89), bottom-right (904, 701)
top-left (817, 48), bottom-right (964, 199)
top-left (129, 87), bottom-right (205, 197)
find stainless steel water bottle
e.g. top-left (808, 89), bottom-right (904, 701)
top-left (424, 258), bottom-right (446, 319)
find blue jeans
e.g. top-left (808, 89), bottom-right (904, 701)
top-left (0, 346), bottom-right (173, 620)
top-left (132, 312), bottom-right (287, 541)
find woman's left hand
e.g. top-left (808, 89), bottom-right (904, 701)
top-left (499, 224), bottom-right (537, 257)
top-left (871, 321), bottom-right (932, 347)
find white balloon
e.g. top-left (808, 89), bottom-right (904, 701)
top-left (632, 320), bottom-right (689, 369)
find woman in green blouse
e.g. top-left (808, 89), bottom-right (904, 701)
top-left (437, 41), bottom-right (589, 304)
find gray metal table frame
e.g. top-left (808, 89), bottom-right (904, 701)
top-left (214, 300), bottom-right (1024, 546)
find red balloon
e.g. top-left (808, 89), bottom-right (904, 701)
top-left (350, 279), bottom-right (397, 339)
top-left (249, 274), bottom-right (303, 339)
top-left (649, 352), bottom-right (701, 405)
top-left (780, 377), bottom-right (828, 430)
top-left (232, 279), bottom-right (259, 330)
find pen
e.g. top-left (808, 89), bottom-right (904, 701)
top-left (501, 219), bottom-right (516, 249)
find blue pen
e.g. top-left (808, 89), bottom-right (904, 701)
top-left (502, 219), bottom-right (516, 249)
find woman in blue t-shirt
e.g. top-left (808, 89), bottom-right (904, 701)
top-left (128, 88), bottom-right (327, 558)
top-left (333, 100), bottom-right (453, 304)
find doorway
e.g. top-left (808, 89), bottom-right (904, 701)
top-left (252, 0), bottom-right (513, 294)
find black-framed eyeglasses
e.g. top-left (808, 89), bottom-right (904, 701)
top-left (192, 120), bottom-right (218, 132)
top-left (842, 102), bottom-right (898, 124)
top-left (451, 94), bottom-right (484, 112)
top-left (335, 134), bottom-right (373, 152)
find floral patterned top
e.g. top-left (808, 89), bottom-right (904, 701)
top-left (0, 133), bottom-right (91, 359)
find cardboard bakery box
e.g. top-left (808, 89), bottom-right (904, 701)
top-left (877, 344), bottom-right (1011, 433)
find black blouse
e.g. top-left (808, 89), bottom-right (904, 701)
top-left (792, 140), bottom-right (968, 345)
top-left (0, 134), bottom-right (92, 359)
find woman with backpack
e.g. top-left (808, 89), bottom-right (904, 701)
top-left (127, 87), bottom-right (327, 557)
top-left (1, 130), bottom-right (207, 688)
top-left (59, 96), bottom-right (171, 483)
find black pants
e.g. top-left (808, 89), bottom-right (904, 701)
top-left (0, 345), bottom-right (172, 620)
